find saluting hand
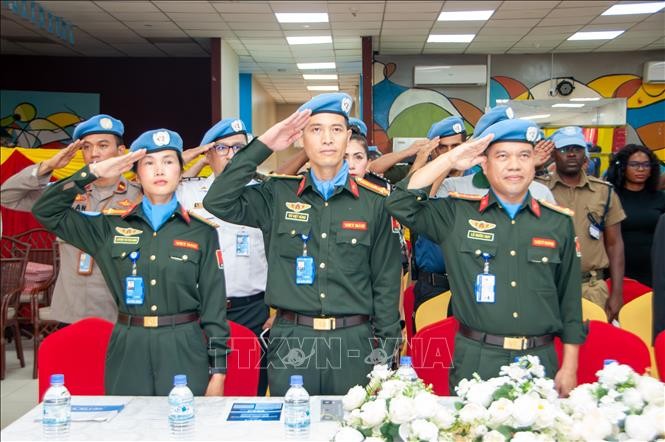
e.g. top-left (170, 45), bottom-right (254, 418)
top-left (534, 139), bottom-right (555, 168)
top-left (38, 139), bottom-right (83, 176)
top-left (445, 134), bottom-right (494, 171)
top-left (89, 149), bottom-right (146, 179)
top-left (414, 137), bottom-right (440, 161)
top-left (182, 142), bottom-right (215, 164)
top-left (259, 109), bottom-right (312, 152)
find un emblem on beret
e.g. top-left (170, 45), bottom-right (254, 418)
top-left (100, 118), bottom-right (113, 129)
top-left (453, 123), bottom-right (463, 133)
top-left (526, 126), bottom-right (539, 142)
top-left (341, 97), bottom-right (352, 114)
top-left (563, 126), bottom-right (577, 135)
top-left (231, 120), bottom-right (243, 132)
top-left (153, 131), bottom-right (170, 146)
top-left (505, 107), bottom-right (514, 119)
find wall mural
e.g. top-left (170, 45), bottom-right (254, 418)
top-left (372, 61), bottom-right (665, 161)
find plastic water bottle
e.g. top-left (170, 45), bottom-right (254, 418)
top-left (42, 373), bottom-right (71, 438)
top-left (168, 374), bottom-right (195, 436)
top-left (396, 356), bottom-right (419, 381)
top-left (283, 375), bottom-right (310, 439)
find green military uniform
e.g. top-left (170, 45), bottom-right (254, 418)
top-left (386, 184), bottom-right (586, 390)
top-left (202, 139), bottom-right (402, 396)
top-left (32, 165), bottom-right (230, 396)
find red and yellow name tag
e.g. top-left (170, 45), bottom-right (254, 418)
top-left (342, 221), bottom-right (367, 231)
top-left (216, 249), bottom-right (224, 269)
top-left (173, 239), bottom-right (199, 250)
top-left (531, 237), bottom-right (557, 249)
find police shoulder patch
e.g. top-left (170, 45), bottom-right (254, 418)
top-left (187, 210), bottom-right (220, 228)
top-left (355, 177), bottom-right (389, 196)
top-left (267, 172), bottom-right (302, 180)
top-left (539, 199), bottom-right (575, 217)
top-left (448, 191), bottom-right (483, 201)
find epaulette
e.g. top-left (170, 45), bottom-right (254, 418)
top-left (539, 199), bottom-right (575, 217)
top-left (587, 176), bottom-right (613, 187)
top-left (365, 171), bottom-right (392, 189)
top-left (253, 172), bottom-right (269, 182)
top-left (355, 176), bottom-right (389, 196)
top-left (181, 176), bottom-right (207, 182)
top-left (448, 191), bottom-right (483, 201)
top-left (187, 210), bottom-right (220, 228)
top-left (267, 172), bottom-right (302, 179)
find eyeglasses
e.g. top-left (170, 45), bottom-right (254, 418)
top-left (213, 143), bottom-right (245, 154)
top-left (627, 161), bottom-right (650, 170)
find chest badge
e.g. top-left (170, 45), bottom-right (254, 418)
top-left (115, 227), bottom-right (143, 236)
top-left (286, 202), bottom-right (311, 212)
top-left (468, 219), bottom-right (496, 231)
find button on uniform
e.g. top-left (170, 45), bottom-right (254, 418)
top-left (513, 312), bottom-right (519, 318)
top-left (151, 305), bottom-right (157, 312)
top-left (150, 255), bottom-right (156, 261)
top-left (319, 262), bottom-right (326, 269)
top-left (510, 250), bottom-right (516, 256)
top-left (510, 281), bottom-right (517, 287)
top-left (150, 279), bottom-right (157, 286)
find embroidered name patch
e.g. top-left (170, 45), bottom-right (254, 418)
top-left (467, 230), bottom-right (495, 242)
top-left (531, 237), bottom-right (557, 249)
top-left (113, 236), bottom-right (139, 245)
top-left (285, 212), bottom-right (309, 222)
top-left (342, 221), bottom-right (368, 231)
top-left (173, 240), bottom-right (199, 250)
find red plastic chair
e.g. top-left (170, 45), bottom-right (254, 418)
top-left (655, 331), bottom-right (665, 382)
top-left (410, 316), bottom-right (459, 396)
top-left (554, 320), bottom-right (651, 385)
top-left (403, 285), bottom-right (415, 355)
top-left (38, 317), bottom-right (114, 401)
top-left (606, 277), bottom-right (652, 305)
top-left (224, 320), bottom-right (261, 396)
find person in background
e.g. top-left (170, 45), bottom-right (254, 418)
top-left (652, 214), bottom-right (665, 342)
top-left (606, 144), bottom-right (665, 287)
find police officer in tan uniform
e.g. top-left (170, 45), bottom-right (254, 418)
top-left (0, 114), bottom-right (141, 324)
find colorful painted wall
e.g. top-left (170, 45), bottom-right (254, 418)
top-left (373, 51), bottom-right (664, 162)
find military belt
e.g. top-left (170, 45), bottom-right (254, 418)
top-left (226, 292), bottom-right (265, 309)
top-left (459, 324), bottom-right (553, 351)
top-left (582, 269), bottom-right (605, 283)
top-left (278, 309), bottom-right (369, 331)
top-left (117, 312), bottom-right (199, 328)
top-left (417, 271), bottom-right (449, 289)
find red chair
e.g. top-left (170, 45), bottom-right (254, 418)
top-left (410, 316), bottom-right (459, 396)
top-left (554, 320), bottom-right (651, 385)
top-left (606, 277), bottom-right (652, 305)
top-left (403, 284), bottom-right (415, 355)
top-left (655, 331), bottom-right (665, 382)
top-left (38, 317), bottom-right (114, 401)
top-left (224, 320), bottom-right (261, 396)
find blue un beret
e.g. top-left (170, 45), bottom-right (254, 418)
top-left (473, 106), bottom-right (514, 138)
top-left (130, 129), bottom-right (183, 155)
top-left (478, 118), bottom-right (541, 146)
top-left (549, 126), bottom-right (587, 150)
top-left (298, 92), bottom-right (353, 119)
top-left (200, 118), bottom-right (247, 145)
top-left (427, 116), bottom-right (466, 139)
top-left (72, 114), bottom-right (124, 140)
top-left (348, 118), bottom-right (367, 137)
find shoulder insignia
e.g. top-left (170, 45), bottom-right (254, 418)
top-left (267, 173), bottom-right (302, 180)
top-left (181, 176), bottom-right (206, 182)
top-left (539, 199), bottom-right (575, 217)
top-left (253, 172), bottom-right (269, 182)
top-left (103, 207), bottom-right (131, 216)
top-left (448, 191), bottom-right (483, 201)
top-left (587, 176), bottom-right (613, 188)
top-left (355, 177), bottom-right (389, 196)
top-left (115, 181), bottom-right (127, 194)
top-left (187, 210), bottom-right (220, 228)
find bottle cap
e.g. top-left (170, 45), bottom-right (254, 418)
top-left (173, 374), bottom-right (187, 386)
top-left (50, 374), bottom-right (64, 385)
top-left (290, 375), bottom-right (303, 386)
top-left (603, 359), bottom-right (618, 366)
top-left (400, 356), bottom-right (412, 366)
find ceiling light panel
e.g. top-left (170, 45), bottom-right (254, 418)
top-left (275, 13), bottom-right (329, 23)
top-left (438, 10), bottom-right (495, 21)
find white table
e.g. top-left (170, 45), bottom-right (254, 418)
top-left (1, 395), bottom-right (343, 441)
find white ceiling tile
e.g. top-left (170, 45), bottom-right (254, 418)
top-left (589, 15), bottom-right (647, 25)
top-left (499, 1), bottom-right (559, 10)
top-left (530, 26), bottom-right (586, 34)
top-left (476, 28), bottom-right (528, 37)
top-left (507, 46), bottom-right (557, 54)
top-left (235, 30), bottom-right (284, 38)
top-left (484, 19), bottom-right (540, 28)
top-left (329, 12), bottom-right (384, 21)
top-left (132, 29), bottom-right (189, 38)
top-left (631, 20), bottom-right (665, 31)
top-left (332, 29), bottom-right (379, 36)
top-left (17, 41), bottom-right (79, 55)
top-left (334, 49), bottom-right (361, 56)
top-left (220, 13), bottom-right (277, 22)
top-left (108, 12), bottom-right (170, 21)
top-left (491, 8), bottom-right (553, 19)
top-left (430, 22), bottom-right (484, 32)
top-left (380, 35), bottom-right (428, 42)
top-left (580, 24), bottom-right (632, 32)
top-left (330, 21), bottom-right (381, 30)
top-left (326, 2), bottom-right (385, 13)
top-left (440, 1), bottom-right (502, 11)
top-left (124, 21), bottom-right (181, 31)
top-left (166, 13), bottom-right (227, 23)
top-left (0, 19), bottom-right (41, 37)
top-left (383, 12), bottom-right (438, 21)
top-left (179, 22), bottom-right (229, 30)
top-left (422, 47), bottom-right (467, 54)
top-left (152, 1), bottom-right (217, 13)
top-left (97, 1), bottom-right (160, 12)
top-left (557, 1), bottom-right (616, 8)
top-left (539, 17), bottom-right (595, 26)
top-left (44, 1), bottom-right (104, 12)
top-left (385, 1), bottom-right (442, 12)
top-left (546, 7), bottom-right (607, 18)
top-left (381, 21), bottom-right (434, 30)
top-left (212, 2), bottom-right (272, 14)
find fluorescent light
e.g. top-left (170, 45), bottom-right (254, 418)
top-left (297, 62), bottom-right (336, 70)
top-left (307, 85), bottom-right (339, 91)
top-left (570, 97), bottom-right (600, 102)
top-left (427, 34), bottom-right (475, 43)
top-left (495, 99), bottom-right (509, 104)
top-left (552, 103), bottom-right (585, 108)
top-left (520, 114), bottom-right (551, 120)
top-left (568, 31), bottom-right (624, 41)
top-left (275, 13), bottom-right (328, 23)
top-left (287, 36), bottom-right (332, 45)
top-left (303, 74), bottom-right (338, 80)
top-left (602, 2), bottom-right (665, 15)
top-left (438, 10), bottom-right (494, 21)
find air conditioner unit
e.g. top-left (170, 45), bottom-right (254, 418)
top-left (643, 61), bottom-right (665, 83)
top-left (414, 65), bottom-right (487, 86)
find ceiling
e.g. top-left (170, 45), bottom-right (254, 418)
top-left (1, 1), bottom-right (664, 103)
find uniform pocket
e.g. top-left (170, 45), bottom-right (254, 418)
top-left (335, 230), bottom-right (371, 272)
top-left (166, 247), bottom-right (201, 284)
top-left (276, 222), bottom-right (311, 259)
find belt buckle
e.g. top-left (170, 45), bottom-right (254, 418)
top-left (313, 317), bottom-right (336, 331)
top-left (143, 316), bottom-right (159, 328)
top-left (503, 336), bottom-right (527, 350)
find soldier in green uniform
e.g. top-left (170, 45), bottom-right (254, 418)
top-left (32, 129), bottom-right (230, 396)
top-left (386, 117), bottom-right (586, 397)
top-left (203, 93), bottom-right (402, 396)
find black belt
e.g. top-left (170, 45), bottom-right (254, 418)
top-left (582, 269), bottom-right (605, 283)
top-left (226, 292), bottom-right (265, 309)
top-left (117, 312), bottom-right (199, 328)
top-left (459, 324), bottom-right (553, 351)
top-left (278, 310), bottom-right (369, 331)
top-left (418, 271), bottom-right (449, 287)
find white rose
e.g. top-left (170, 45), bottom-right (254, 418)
top-left (432, 407), bottom-right (455, 430)
top-left (532, 398), bottom-right (555, 430)
top-left (621, 388), bottom-right (645, 411)
top-left (365, 437), bottom-right (385, 442)
top-left (377, 380), bottom-right (406, 399)
top-left (512, 431), bottom-right (538, 442)
top-left (625, 413), bottom-right (660, 441)
top-left (512, 395), bottom-right (537, 428)
top-left (570, 408), bottom-right (613, 441)
top-left (642, 404), bottom-right (665, 437)
top-left (597, 363), bottom-right (637, 389)
top-left (637, 375), bottom-right (665, 406)
top-left (598, 402), bottom-right (627, 425)
top-left (388, 396), bottom-right (417, 424)
top-left (343, 385), bottom-right (367, 411)
top-left (487, 398), bottom-right (514, 427)
top-left (334, 427), bottom-right (365, 442)
top-left (360, 399), bottom-right (388, 428)
top-left (455, 378), bottom-right (474, 398)
top-left (370, 364), bottom-right (393, 380)
top-left (466, 382), bottom-right (497, 408)
top-left (566, 384), bottom-right (597, 414)
top-left (410, 419), bottom-right (439, 442)
top-left (500, 364), bottom-right (528, 381)
top-left (414, 391), bottom-right (439, 419)
top-left (483, 430), bottom-right (506, 442)
top-left (458, 402), bottom-right (490, 424)
top-left (534, 378), bottom-right (558, 402)
top-left (345, 408), bottom-right (363, 427)
top-left (469, 424), bottom-right (489, 439)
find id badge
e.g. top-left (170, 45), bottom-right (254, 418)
top-left (296, 256), bottom-right (315, 285)
top-left (236, 232), bottom-right (250, 256)
top-left (588, 223), bottom-right (601, 240)
top-left (125, 276), bottom-right (145, 305)
top-left (77, 252), bottom-right (94, 275)
top-left (475, 273), bottom-right (496, 303)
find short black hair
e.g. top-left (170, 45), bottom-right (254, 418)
top-left (606, 144), bottom-right (660, 192)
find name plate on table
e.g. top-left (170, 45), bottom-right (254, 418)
top-left (227, 402), bottom-right (282, 421)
